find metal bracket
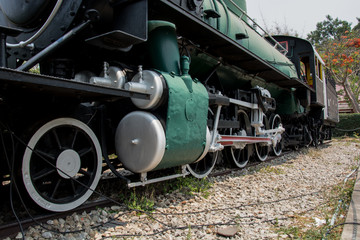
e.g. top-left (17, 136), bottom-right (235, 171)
top-left (127, 166), bottom-right (190, 188)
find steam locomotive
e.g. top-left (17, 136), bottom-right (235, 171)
top-left (0, 0), bottom-right (338, 212)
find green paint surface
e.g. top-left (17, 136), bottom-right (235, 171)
top-left (147, 21), bottom-right (181, 75)
top-left (202, 0), bottom-right (298, 80)
top-left (273, 89), bottom-right (304, 115)
top-left (154, 72), bottom-right (209, 170)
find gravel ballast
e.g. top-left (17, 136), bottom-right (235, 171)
top-left (9, 139), bottom-right (360, 239)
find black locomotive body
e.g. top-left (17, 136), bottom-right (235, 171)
top-left (0, 0), bottom-right (338, 212)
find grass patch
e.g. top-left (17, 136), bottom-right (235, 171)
top-left (352, 156), bottom-right (360, 170)
top-left (274, 177), bottom-right (356, 239)
top-left (186, 225), bottom-right (192, 240)
top-left (259, 166), bottom-right (285, 175)
top-left (163, 176), bottom-right (213, 198)
top-left (119, 175), bottom-right (213, 213)
top-left (123, 187), bottom-right (155, 213)
top-left (307, 148), bottom-right (322, 158)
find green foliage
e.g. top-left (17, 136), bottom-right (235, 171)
top-left (186, 225), bottom-right (192, 240)
top-left (120, 176), bottom-right (212, 213)
top-left (353, 17), bottom-right (360, 32)
top-left (276, 225), bottom-right (324, 239)
top-left (124, 188), bottom-right (155, 213)
top-left (347, 75), bottom-right (360, 106)
top-left (263, 21), bottom-right (300, 37)
top-left (333, 113), bottom-right (360, 137)
top-left (171, 176), bottom-right (213, 198)
top-left (29, 64), bottom-right (40, 74)
top-left (307, 15), bottom-right (352, 47)
top-left (307, 15), bottom-right (360, 112)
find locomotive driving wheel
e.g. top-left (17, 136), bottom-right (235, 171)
top-left (21, 118), bottom-right (102, 212)
top-left (270, 114), bottom-right (283, 156)
top-left (255, 115), bottom-right (270, 161)
top-left (226, 110), bottom-right (252, 168)
top-left (186, 152), bottom-right (218, 178)
top-left (187, 108), bottom-right (218, 178)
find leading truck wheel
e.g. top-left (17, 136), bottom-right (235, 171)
top-left (22, 118), bottom-right (102, 212)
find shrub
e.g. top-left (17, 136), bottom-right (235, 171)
top-left (333, 113), bottom-right (360, 137)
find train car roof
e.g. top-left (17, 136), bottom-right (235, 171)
top-left (271, 35), bottom-right (325, 65)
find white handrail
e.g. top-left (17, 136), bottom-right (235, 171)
top-left (227, 0), bottom-right (288, 55)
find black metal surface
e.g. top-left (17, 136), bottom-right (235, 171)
top-left (0, 0), bottom-right (50, 26)
top-left (86, 29), bottom-right (145, 50)
top-left (2, 0), bottom-right (83, 67)
top-left (0, 67), bottom-right (149, 101)
top-left (87, 0), bottom-right (148, 49)
top-left (17, 21), bottom-right (91, 72)
top-left (209, 93), bottom-right (230, 106)
top-left (0, 26), bottom-right (22, 67)
top-left (153, 0), bottom-right (312, 91)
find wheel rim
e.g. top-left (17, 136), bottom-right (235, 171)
top-left (22, 118), bottom-right (102, 212)
top-left (230, 147), bottom-right (248, 168)
top-left (229, 110), bottom-right (251, 168)
top-left (270, 114), bottom-right (282, 156)
top-left (186, 151), bottom-right (218, 178)
top-left (255, 115), bottom-right (269, 162)
top-left (187, 108), bottom-right (218, 178)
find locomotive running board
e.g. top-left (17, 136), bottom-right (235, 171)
top-left (219, 135), bottom-right (272, 146)
top-left (0, 68), bottom-right (149, 101)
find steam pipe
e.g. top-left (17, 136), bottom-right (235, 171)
top-left (17, 20), bottom-right (90, 72)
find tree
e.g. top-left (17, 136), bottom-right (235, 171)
top-left (321, 30), bottom-right (360, 113)
top-left (258, 14), bottom-right (300, 37)
top-left (353, 18), bottom-right (360, 32)
top-left (308, 15), bottom-right (360, 113)
top-left (307, 15), bottom-right (352, 47)
top-left (263, 21), bottom-right (300, 37)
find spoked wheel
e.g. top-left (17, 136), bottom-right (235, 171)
top-left (226, 110), bottom-right (252, 168)
top-left (270, 114), bottom-right (283, 156)
top-left (318, 125), bottom-right (325, 144)
top-left (186, 151), bottom-right (218, 178)
top-left (312, 125), bottom-right (322, 148)
top-left (22, 118), bottom-right (102, 212)
top-left (255, 115), bottom-right (270, 162)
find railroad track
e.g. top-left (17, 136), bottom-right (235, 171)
top-left (0, 198), bottom-right (113, 239)
top-left (0, 143), bottom-right (331, 239)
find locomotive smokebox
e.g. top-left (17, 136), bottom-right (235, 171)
top-left (0, 0), bottom-right (53, 27)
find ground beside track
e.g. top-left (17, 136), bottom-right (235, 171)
top-left (6, 139), bottom-right (360, 239)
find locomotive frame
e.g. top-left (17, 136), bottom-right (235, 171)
top-left (0, 0), bottom-right (338, 212)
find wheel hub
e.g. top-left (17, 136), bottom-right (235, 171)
top-left (56, 149), bottom-right (81, 179)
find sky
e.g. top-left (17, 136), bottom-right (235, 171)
top-left (246, 0), bottom-right (360, 38)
